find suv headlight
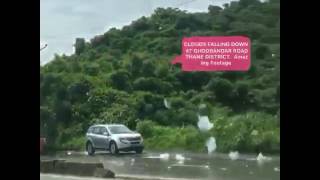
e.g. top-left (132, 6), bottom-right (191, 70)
top-left (120, 138), bottom-right (129, 144)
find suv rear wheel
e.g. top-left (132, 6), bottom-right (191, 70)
top-left (86, 142), bottom-right (95, 156)
top-left (109, 141), bottom-right (119, 155)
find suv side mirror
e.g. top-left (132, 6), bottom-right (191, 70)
top-left (103, 132), bottom-right (109, 136)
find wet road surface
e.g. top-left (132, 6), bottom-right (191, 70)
top-left (40, 150), bottom-right (280, 180)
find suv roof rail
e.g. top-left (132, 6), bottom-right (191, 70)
top-left (90, 123), bottom-right (125, 127)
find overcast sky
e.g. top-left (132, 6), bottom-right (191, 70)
top-left (40, 0), bottom-right (234, 65)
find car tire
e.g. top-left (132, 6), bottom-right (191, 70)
top-left (109, 141), bottom-right (119, 155)
top-left (135, 148), bottom-right (143, 154)
top-left (86, 142), bottom-right (95, 156)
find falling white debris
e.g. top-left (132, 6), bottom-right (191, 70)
top-left (175, 154), bottom-right (185, 161)
top-left (229, 151), bottom-right (239, 160)
top-left (160, 153), bottom-right (170, 160)
top-left (206, 137), bottom-right (217, 154)
top-left (257, 152), bottom-right (272, 163)
top-left (272, 53), bottom-right (275, 57)
top-left (251, 130), bottom-right (259, 136)
top-left (249, 171), bottom-right (254, 175)
top-left (220, 167), bottom-right (227, 171)
top-left (274, 167), bottom-right (280, 172)
top-left (143, 156), bottom-right (161, 159)
top-left (67, 151), bottom-right (72, 155)
top-left (245, 164), bottom-right (249, 168)
top-left (177, 160), bottom-right (184, 164)
top-left (197, 115), bottom-right (213, 132)
top-left (164, 98), bottom-right (171, 109)
top-left (130, 158), bottom-right (135, 166)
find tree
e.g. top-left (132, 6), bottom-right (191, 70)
top-left (68, 80), bottom-right (91, 102)
top-left (54, 100), bottom-right (72, 124)
top-left (156, 64), bottom-right (169, 78)
top-left (208, 5), bottom-right (222, 16)
top-left (255, 44), bottom-right (271, 59)
top-left (133, 77), bottom-right (172, 94)
top-left (129, 55), bottom-right (143, 76)
top-left (276, 85), bottom-right (280, 102)
top-left (141, 60), bottom-right (155, 77)
top-left (232, 82), bottom-right (254, 111)
top-left (70, 60), bottom-right (82, 73)
top-left (239, 0), bottom-right (260, 8)
top-left (75, 38), bottom-right (86, 55)
top-left (109, 70), bottom-right (132, 91)
top-left (175, 14), bottom-right (209, 31)
top-left (40, 106), bottom-right (57, 146)
top-left (207, 78), bottom-right (234, 103)
top-left (175, 72), bottom-right (211, 91)
top-left (90, 35), bottom-right (104, 47)
top-left (131, 16), bottom-right (151, 31)
top-left (84, 63), bottom-right (100, 76)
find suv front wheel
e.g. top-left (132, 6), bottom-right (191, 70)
top-left (109, 141), bottom-right (119, 155)
top-left (86, 142), bottom-right (95, 156)
top-left (135, 148), bottom-right (143, 154)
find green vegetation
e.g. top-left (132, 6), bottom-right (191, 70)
top-left (40, 0), bottom-right (280, 154)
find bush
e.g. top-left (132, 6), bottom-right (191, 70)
top-left (140, 124), bottom-right (209, 152)
top-left (136, 120), bottom-right (157, 138)
top-left (212, 112), bottom-right (279, 153)
top-left (60, 136), bottom-right (86, 150)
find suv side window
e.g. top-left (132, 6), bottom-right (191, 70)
top-left (93, 127), bottom-right (100, 134)
top-left (100, 127), bottom-right (109, 135)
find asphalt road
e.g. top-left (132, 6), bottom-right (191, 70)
top-left (40, 151), bottom-right (280, 180)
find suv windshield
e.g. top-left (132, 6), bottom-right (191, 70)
top-left (108, 125), bottom-right (132, 134)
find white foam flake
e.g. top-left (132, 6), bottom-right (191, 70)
top-left (206, 137), bottom-right (217, 154)
top-left (229, 151), bottom-right (239, 160)
top-left (197, 115), bottom-right (213, 132)
top-left (257, 152), bottom-right (272, 163)
top-left (175, 154), bottom-right (185, 161)
top-left (164, 98), bottom-right (171, 109)
top-left (159, 153), bottom-right (170, 160)
top-left (274, 167), bottom-right (280, 172)
top-left (251, 130), bottom-right (259, 136)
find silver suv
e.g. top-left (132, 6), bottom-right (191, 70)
top-left (85, 124), bottom-right (144, 155)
